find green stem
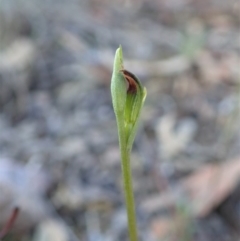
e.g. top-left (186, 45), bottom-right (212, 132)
top-left (121, 148), bottom-right (138, 241)
top-left (118, 119), bottom-right (138, 241)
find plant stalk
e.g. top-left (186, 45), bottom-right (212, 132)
top-left (118, 120), bottom-right (138, 241)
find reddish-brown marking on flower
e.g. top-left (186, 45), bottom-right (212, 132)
top-left (121, 69), bottom-right (138, 94)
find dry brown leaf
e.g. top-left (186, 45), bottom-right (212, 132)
top-left (195, 51), bottom-right (240, 86)
top-left (151, 212), bottom-right (192, 241)
top-left (148, 158), bottom-right (240, 239)
top-left (141, 157), bottom-right (240, 219)
top-left (151, 217), bottom-right (172, 240)
top-left (183, 157), bottom-right (240, 217)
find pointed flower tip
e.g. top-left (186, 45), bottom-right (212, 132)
top-left (115, 46), bottom-right (122, 59)
top-left (117, 45), bottom-right (122, 53)
top-left (114, 46), bottom-right (123, 69)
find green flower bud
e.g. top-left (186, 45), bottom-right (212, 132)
top-left (111, 46), bottom-right (147, 151)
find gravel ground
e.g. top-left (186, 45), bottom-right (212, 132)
top-left (0, 0), bottom-right (240, 240)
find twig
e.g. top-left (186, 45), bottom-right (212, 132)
top-left (0, 207), bottom-right (19, 239)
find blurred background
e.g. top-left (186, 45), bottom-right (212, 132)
top-left (0, 0), bottom-right (240, 240)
